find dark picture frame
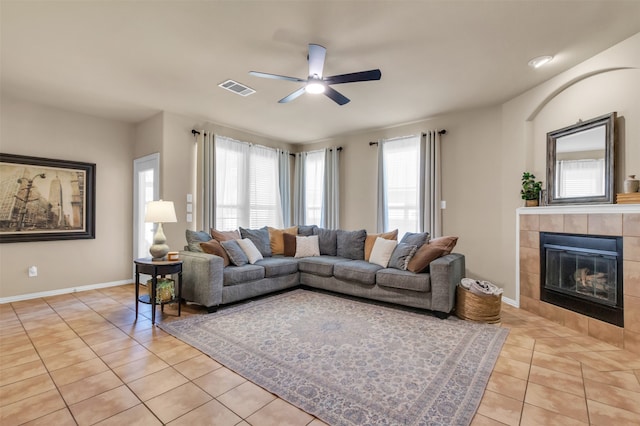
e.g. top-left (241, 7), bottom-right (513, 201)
top-left (0, 153), bottom-right (96, 243)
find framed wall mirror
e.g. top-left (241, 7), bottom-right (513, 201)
top-left (546, 112), bottom-right (616, 205)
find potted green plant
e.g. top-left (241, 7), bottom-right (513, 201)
top-left (521, 172), bottom-right (542, 207)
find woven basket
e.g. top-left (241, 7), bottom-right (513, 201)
top-left (455, 285), bottom-right (501, 323)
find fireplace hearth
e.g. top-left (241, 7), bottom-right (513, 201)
top-left (540, 232), bottom-right (623, 327)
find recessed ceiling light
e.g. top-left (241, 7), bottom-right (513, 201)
top-left (528, 55), bottom-right (553, 69)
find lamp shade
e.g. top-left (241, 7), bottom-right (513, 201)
top-left (145, 200), bottom-right (177, 223)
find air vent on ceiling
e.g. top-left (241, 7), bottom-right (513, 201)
top-left (218, 80), bottom-right (256, 96)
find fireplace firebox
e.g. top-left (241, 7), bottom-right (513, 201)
top-left (540, 232), bottom-right (623, 327)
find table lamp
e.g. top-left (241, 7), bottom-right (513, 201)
top-left (145, 200), bottom-right (177, 260)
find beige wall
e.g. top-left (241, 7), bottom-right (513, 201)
top-left (2, 33), bottom-right (638, 303)
top-left (499, 32), bottom-right (640, 302)
top-left (301, 33), bottom-right (640, 303)
top-left (132, 111), bottom-right (297, 254)
top-left (0, 96), bottom-right (135, 299)
top-left (302, 107), bottom-right (506, 294)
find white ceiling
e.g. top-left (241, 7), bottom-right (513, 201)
top-left (2, 1), bottom-right (640, 144)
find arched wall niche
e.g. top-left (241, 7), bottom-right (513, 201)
top-left (523, 67), bottom-right (640, 194)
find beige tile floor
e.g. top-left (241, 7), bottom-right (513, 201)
top-left (1, 284), bottom-right (639, 425)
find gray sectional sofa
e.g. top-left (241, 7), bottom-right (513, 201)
top-left (179, 228), bottom-right (465, 318)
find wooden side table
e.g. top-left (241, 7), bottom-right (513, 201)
top-left (134, 258), bottom-right (183, 324)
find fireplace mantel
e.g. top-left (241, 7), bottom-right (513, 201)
top-left (518, 204), bottom-right (640, 215)
top-left (516, 205), bottom-right (640, 354)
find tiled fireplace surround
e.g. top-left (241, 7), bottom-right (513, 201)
top-left (517, 206), bottom-right (640, 355)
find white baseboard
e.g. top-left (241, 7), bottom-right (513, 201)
top-left (501, 296), bottom-right (519, 308)
top-left (0, 279), bottom-right (132, 304)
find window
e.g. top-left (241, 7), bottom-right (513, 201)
top-left (556, 159), bottom-right (605, 198)
top-left (215, 136), bottom-right (283, 230)
top-left (378, 131), bottom-right (442, 238)
top-left (381, 135), bottom-right (421, 237)
top-left (304, 151), bottom-right (324, 226)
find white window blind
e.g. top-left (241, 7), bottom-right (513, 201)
top-left (556, 159), bottom-right (605, 198)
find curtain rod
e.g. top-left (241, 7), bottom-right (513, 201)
top-left (288, 147), bottom-right (343, 157)
top-left (368, 130), bottom-right (446, 146)
top-left (191, 129), bottom-right (344, 156)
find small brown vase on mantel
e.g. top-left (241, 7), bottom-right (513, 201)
top-left (525, 199), bottom-right (539, 207)
top-left (624, 175), bottom-right (640, 193)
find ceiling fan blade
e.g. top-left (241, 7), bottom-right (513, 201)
top-left (278, 87), bottom-right (307, 103)
top-left (324, 69), bottom-right (382, 85)
top-left (249, 71), bottom-right (305, 83)
top-left (324, 86), bottom-right (350, 105)
top-left (308, 44), bottom-right (326, 78)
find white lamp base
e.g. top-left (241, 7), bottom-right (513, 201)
top-left (149, 222), bottom-right (170, 260)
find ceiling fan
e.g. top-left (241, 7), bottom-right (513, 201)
top-left (249, 44), bottom-right (382, 106)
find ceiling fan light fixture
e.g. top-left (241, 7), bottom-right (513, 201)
top-left (528, 55), bottom-right (553, 68)
top-left (305, 81), bottom-right (325, 94)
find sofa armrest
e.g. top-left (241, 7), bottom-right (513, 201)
top-left (429, 253), bottom-right (465, 314)
top-left (179, 250), bottom-right (224, 309)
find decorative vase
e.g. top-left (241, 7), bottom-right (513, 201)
top-left (623, 175), bottom-right (639, 193)
top-left (525, 199), bottom-right (539, 207)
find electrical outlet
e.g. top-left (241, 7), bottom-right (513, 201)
top-left (28, 266), bottom-right (38, 277)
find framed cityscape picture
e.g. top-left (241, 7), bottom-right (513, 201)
top-left (0, 153), bottom-right (96, 243)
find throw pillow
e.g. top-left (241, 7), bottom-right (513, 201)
top-left (407, 236), bottom-right (459, 273)
top-left (400, 231), bottom-right (430, 249)
top-left (312, 227), bottom-right (338, 256)
top-left (220, 239), bottom-right (249, 266)
top-left (210, 228), bottom-right (241, 242)
top-left (364, 229), bottom-right (398, 261)
top-left (368, 237), bottom-right (398, 268)
top-left (239, 226), bottom-right (272, 257)
top-left (267, 226), bottom-right (298, 255)
top-left (283, 232), bottom-right (297, 257)
top-left (200, 240), bottom-right (230, 266)
top-left (297, 225), bottom-right (317, 236)
top-left (388, 243), bottom-right (418, 270)
top-left (295, 235), bottom-right (320, 258)
top-left (336, 229), bottom-right (367, 260)
top-left (237, 238), bottom-right (264, 264)
top-left (186, 230), bottom-right (212, 252)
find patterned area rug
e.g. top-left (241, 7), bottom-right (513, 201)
top-left (159, 289), bottom-right (508, 425)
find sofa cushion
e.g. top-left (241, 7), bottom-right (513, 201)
top-left (364, 229), bottom-right (398, 260)
top-left (376, 268), bottom-right (431, 292)
top-left (334, 260), bottom-right (382, 285)
top-left (268, 226), bottom-right (298, 255)
top-left (255, 257), bottom-right (299, 278)
top-left (297, 225), bottom-right (317, 236)
top-left (283, 232), bottom-right (296, 257)
top-left (399, 231), bottom-right (430, 249)
top-left (237, 238), bottom-right (264, 264)
top-left (297, 255), bottom-right (351, 277)
top-left (200, 240), bottom-right (230, 266)
top-left (220, 240), bottom-right (249, 266)
top-left (313, 227), bottom-right (338, 256)
top-left (240, 226), bottom-right (272, 257)
top-left (336, 229), bottom-right (366, 260)
top-left (368, 237), bottom-right (397, 268)
top-left (295, 235), bottom-right (320, 258)
top-left (223, 264), bottom-right (265, 285)
top-left (211, 228), bottom-right (241, 242)
top-left (186, 230), bottom-right (212, 252)
top-left (407, 236), bottom-right (459, 273)
top-left (388, 243), bottom-right (417, 270)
